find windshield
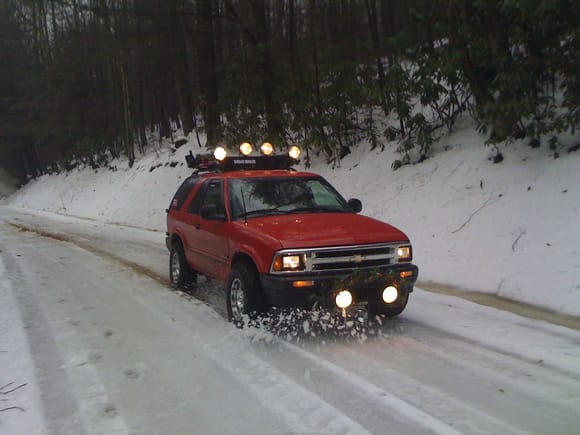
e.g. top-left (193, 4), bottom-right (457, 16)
top-left (229, 177), bottom-right (350, 220)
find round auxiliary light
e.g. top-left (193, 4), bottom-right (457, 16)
top-left (335, 290), bottom-right (353, 309)
top-left (261, 142), bottom-right (274, 156)
top-left (382, 286), bottom-right (399, 304)
top-left (288, 145), bottom-right (301, 160)
top-left (240, 142), bottom-right (253, 156)
top-left (213, 146), bottom-right (227, 161)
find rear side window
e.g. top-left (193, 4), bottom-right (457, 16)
top-left (187, 179), bottom-right (224, 215)
top-left (169, 176), bottom-right (200, 210)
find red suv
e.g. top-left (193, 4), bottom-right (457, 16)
top-left (166, 145), bottom-right (418, 323)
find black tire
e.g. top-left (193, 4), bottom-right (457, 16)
top-left (368, 292), bottom-right (409, 318)
top-left (169, 241), bottom-right (196, 289)
top-left (226, 262), bottom-right (265, 326)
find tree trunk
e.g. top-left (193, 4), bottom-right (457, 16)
top-left (365, 0), bottom-right (390, 118)
top-left (197, 0), bottom-right (220, 147)
top-left (250, 0), bottom-right (284, 142)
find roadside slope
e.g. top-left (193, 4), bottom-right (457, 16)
top-left (3, 122), bottom-right (580, 315)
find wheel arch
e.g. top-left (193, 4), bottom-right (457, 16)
top-left (170, 233), bottom-right (184, 250)
top-left (227, 252), bottom-right (267, 323)
top-left (230, 251), bottom-right (258, 273)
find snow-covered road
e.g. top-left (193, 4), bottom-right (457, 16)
top-left (2, 207), bottom-right (580, 434)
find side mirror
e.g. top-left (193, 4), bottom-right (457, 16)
top-left (348, 198), bottom-right (362, 213)
top-left (200, 203), bottom-right (226, 221)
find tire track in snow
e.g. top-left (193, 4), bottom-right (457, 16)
top-left (271, 340), bottom-right (523, 435)
top-left (5, 219), bottom-right (462, 433)
top-left (122, 281), bottom-right (373, 435)
top-left (5, 223), bottom-right (372, 434)
top-left (1, 226), bottom-right (129, 435)
top-left (5, 213), bottom-right (580, 434)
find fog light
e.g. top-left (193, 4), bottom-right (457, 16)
top-left (335, 290), bottom-right (353, 309)
top-left (382, 286), bottom-right (398, 304)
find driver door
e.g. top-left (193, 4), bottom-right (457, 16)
top-left (183, 179), bottom-right (229, 280)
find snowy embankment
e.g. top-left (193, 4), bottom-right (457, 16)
top-left (4, 120), bottom-right (580, 316)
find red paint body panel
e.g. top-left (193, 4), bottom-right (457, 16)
top-left (235, 213), bottom-right (408, 250)
top-left (167, 169), bottom-right (410, 279)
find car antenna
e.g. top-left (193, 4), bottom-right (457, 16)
top-left (240, 186), bottom-right (248, 224)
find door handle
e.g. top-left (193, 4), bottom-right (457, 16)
top-left (195, 223), bottom-right (201, 230)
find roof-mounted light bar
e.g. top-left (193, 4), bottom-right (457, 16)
top-left (185, 142), bottom-right (302, 172)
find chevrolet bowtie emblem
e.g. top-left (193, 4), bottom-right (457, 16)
top-left (351, 254), bottom-right (366, 263)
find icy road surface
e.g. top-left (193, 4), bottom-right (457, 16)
top-left (1, 207), bottom-right (580, 434)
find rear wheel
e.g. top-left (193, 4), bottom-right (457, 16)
top-left (169, 241), bottom-right (196, 289)
top-left (226, 262), bottom-right (265, 326)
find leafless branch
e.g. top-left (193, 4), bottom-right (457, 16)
top-left (512, 229), bottom-right (526, 252)
top-left (452, 196), bottom-right (499, 234)
top-left (0, 383), bottom-right (27, 395)
top-left (0, 382), bottom-right (13, 391)
top-left (0, 406), bottom-right (25, 413)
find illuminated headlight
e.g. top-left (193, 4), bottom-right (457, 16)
top-left (213, 147), bottom-right (227, 161)
top-left (288, 145), bottom-right (301, 160)
top-left (397, 245), bottom-right (412, 262)
top-left (272, 254), bottom-right (305, 272)
top-left (261, 142), bottom-right (274, 156)
top-left (283, 255), bottom-right (301, 269)
top-left (335, 290), bottom-right (353, 309)
top-left (240, 142), bottom-right (253, 156)
top-left (382, 286), bottom-right (398, 304)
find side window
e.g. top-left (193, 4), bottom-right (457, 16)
top-left (169, 176), bottom-right (200, 210)
top-left (187, 179), bottom-right (224, 215)
top-left (308, 180), bottom-right (340, 207)
top-left (187, 181), bottom-right (207, 214)
top-left (201, 180), bottom-right (224, 212)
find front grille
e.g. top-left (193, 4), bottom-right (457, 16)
top-left (270, 243), bottom-right (405, 274)
top-left (270, 242), bottom-right (411, 274)
top-left (313, 258), bottom-right (390, 271)
top-left (309, 244), bottom-right (396, 272)
top-left (310, 245), bottom-right (395, 271)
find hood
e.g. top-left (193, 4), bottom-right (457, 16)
top-left (242, 213), bottom-right (409, 249)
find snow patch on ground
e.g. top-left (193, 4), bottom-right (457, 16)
top-left (0, 256), bottom-right (47, 434)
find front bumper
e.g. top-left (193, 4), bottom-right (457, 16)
top-left (259, 264), bottom-right (418, 309)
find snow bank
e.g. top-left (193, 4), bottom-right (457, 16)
top-left (6, 124), bottom-right (580, 316)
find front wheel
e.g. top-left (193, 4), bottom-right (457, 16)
top-left (169, 242), bottom-right (196, 289)
top-left (368, 292), bottom-right (409, 318)
top-left (226, 262), bottom-right (265, 326)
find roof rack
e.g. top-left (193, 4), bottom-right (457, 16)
top-left (185, 151), bottom-right (298, 173)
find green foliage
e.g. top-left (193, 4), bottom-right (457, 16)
top-left (444, 0), bottom-right (578, 144)
top-left (2, 0), bottom-right (578, 181)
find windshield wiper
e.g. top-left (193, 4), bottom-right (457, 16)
top-left (288, 206), bottom-right (345, 214)
top-left (243, 208), bottom-right (285, 217)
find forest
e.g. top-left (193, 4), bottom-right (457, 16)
top-left (0, 0), bottom-right (578, 182)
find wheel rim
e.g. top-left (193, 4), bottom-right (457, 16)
top-left (229, 277), bottom-right (245, 320)
top-left (171, 251), bottom-right (181, 283)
